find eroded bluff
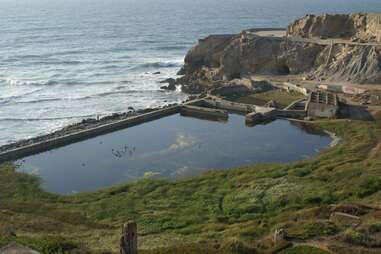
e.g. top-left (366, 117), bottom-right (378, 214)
top-left (288, 13), bottom-right (381, 42)
top-left (176, 13), bottom-right (381, 94)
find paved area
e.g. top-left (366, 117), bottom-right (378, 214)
top-left (250, 29), bottom-right (381, 47)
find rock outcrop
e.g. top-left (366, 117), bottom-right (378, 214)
top-left (288, 13), bottom-right (381, 43)
top-left (159, 78), bottom-right (177, 90)
top-left (176, 13), bottom-right (381, 94)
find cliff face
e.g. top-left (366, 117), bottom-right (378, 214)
top-left (178, 13), bottom-right (381, 93)
top-left (288, 13), bottom-right (381, 43)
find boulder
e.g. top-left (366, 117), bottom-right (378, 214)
top-left (159, 78), bottom-right (176, 90)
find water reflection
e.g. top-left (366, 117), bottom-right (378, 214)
top-left (16, 114), bottom-right (331, 194)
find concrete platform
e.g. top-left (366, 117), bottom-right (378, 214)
top-left (245, 108), bottom-right (276, 125)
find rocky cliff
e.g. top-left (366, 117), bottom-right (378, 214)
top-left (176, 13), bottom-right (381, 94)
top-left (288, 13), bottom-right (381, 42)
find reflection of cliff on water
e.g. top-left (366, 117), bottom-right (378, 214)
top-left (289, 120), bottom-right (328, 137)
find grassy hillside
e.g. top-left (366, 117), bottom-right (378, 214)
top-left (0, 119), bottom-right (381, 253)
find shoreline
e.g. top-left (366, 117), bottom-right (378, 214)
top-left (325, 130), bottom-right (342, 147)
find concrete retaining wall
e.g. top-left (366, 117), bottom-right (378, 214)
top-left (274, 109), bottom-right (306, 119)
top-left (0, 105), bottom-right (182, 163)
top-left (202, 98), bottom-right (257, 113)
top-left (180, 105), bottom-right (229, 121)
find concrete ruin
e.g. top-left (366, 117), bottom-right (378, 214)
top-left (180, 105), bottom-right (229, 122)
top-left (306, 90), bottom-right (339, 118)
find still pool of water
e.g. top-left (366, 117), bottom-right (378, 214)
top-left (16, 114), bottom-right (331, 194)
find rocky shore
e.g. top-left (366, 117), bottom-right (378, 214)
top-left (170, 13), bottom-right (381, 95)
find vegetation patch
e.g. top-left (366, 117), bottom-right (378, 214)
top-left (0, 119), bottom-right (381, 253)
top-left (279, 245), bottom-right (331, 254)
top-left (227, 89), bottom-right (305, 108)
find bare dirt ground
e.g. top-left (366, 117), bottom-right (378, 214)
top-left (252, 29), bottom-right (381, 46)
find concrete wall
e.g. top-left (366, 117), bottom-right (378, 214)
top-left (180, 105), bottom-right (229, 121)
top-left (202, 98), bottom-right (257, 113)
top-left (318, 84), bottom-right (342, 93)
top-left (307, 102), bottom-right (338, 118)
top-left (274, 109), bottom-right (306, 118)
top-left (275, 82), bottom-right (309, 96)
top-left (318, 84), bottom-right (367, 95)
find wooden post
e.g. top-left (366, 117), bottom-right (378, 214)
top-left (120, 222), bottom-right (137, 254)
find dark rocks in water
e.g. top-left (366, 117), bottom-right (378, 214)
top-left (128, 106), bottom-right (135, 111)
top-left (153, 71), bottom-right (161, 75)
top-left (81, 118), bottom-right (97, 124)
top-left (177, 66), bottom-right (186, 75)
top-left (159, 78), bottom-right (176, 90)
top-left (159, 78), bottom-right (176, 84)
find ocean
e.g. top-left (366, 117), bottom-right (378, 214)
top-left (1, 0), bottom-right (380, 145)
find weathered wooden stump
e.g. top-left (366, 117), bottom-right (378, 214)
top-left (120, 222), bottom-right (137, 254)
top-left (273, 228), bottom-right (286, 244)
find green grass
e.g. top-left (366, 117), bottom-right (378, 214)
top-left (0, 119), bottom-right (381, 253)
top-left (279, 246), bottom-right (331, 254)
top-left (228, 89), bottom-right (305, 108)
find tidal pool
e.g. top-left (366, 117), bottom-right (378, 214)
top-left (16, 114), bottom-right (331, 194)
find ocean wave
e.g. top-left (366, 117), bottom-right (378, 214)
top-left (2, 88), bottom-right (158, 106)
top-left (94, 89), bottom-right (158, 97)
top-left (30, 60), bottom-right (84, 65)
top-left (0, 88), bottom-right (45, 105)
top-left (11, 98), bottom-right (61, 105)
top-left (0, 115), bottom-right (96, 122)
top-left (100, 64), bottom-right (121, 70)
top-left (154, 46), bottom-right (188, 50)
top-left (5, 78), bottom-right (58, 87)
top-left (132, 61), bottom-right (183, 70)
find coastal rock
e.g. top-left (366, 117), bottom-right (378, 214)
top-left (182, 34), bottom-right (235, 75)
top-left (313, 44), bottom-right (381, 83)
top-left (177, 12), bottom-right (381, 93)
top-left (209, 78), bottom-right (253, 96)
top-left (159, 78), bottom-right (177, 90)
top-left (287, 13), bottom-right (381, 43)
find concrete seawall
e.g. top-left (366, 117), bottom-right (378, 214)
top-left (0, 105), bottom-right (182, 163)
